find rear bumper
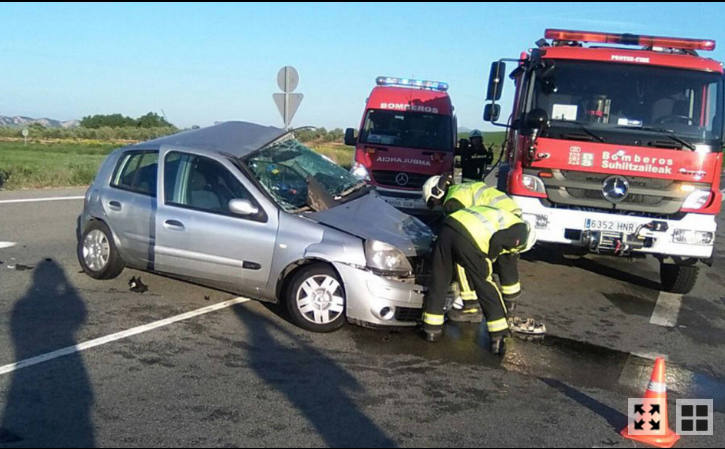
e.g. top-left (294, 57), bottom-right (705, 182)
top-left (515, 196), bottom-right (716, 259)
top-left (333, 262), bottom-right (424, 327)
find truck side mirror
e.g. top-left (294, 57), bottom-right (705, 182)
top-left (486, 61), bottom-right (507, 101)
top-left (484, 104), bottom-right (501, 122)
top-left (344, 128), bottom-right (357, 146)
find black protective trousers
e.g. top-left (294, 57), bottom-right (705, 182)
top-left (424, 221), bottom-right (507, 330)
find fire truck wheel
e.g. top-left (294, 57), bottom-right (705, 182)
top-left (659, 262), bottom-right (699, 294)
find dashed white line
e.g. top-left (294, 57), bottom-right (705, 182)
top-left (649, 291), bottom-right (683, 327)
top-left (0, 242), bottom-right (16, 249)
top-left (0, 296), bottom-right (252, 376)
top-left (0, 195), bottom-right (84, 205)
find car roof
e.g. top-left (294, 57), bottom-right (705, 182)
top-left (122, 121), bottom-right (288, 157)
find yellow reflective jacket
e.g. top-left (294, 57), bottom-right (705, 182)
top-left (444, 182), bottom-right (521, 216)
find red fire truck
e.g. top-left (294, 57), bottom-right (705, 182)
top-left (484, 29), bottom-right (723, 293)
top-left (345, 76), bottom-right (456, 211)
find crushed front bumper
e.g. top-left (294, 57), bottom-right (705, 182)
top-left (333, 262), bottom-right (425, 327)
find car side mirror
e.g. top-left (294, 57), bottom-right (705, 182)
top-left (344, 128), bottom-right (357, 146)
top-left (484, 104), bottom-right (501, 122)
top-left (229, 199), bottom-right (259, 216)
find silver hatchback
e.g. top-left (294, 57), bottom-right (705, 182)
top-left (77, 121), bottom-right (432, 332)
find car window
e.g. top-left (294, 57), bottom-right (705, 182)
top-left (111, 151), bottom-right (158, 196)
top-left (164, 152), bottom-right (263, 220)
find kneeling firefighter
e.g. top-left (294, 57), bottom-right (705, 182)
top-left (420, 180), bottom-right (535, 355)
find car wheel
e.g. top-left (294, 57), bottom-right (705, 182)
top-left (285, 263), bottom-right (346, 332)
top-left (660, 262), bottom-right (699, 294)
top-left (77, 220), bottom-right (125, 280)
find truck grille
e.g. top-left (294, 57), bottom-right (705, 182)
top-left (372, 170), bottom-right (429, 189)
top-left (395, 307), bottom-right (422, 322)
top-left (539, 169), bottom-right (706, 215)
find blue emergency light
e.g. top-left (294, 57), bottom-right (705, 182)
top-left (375, 76), bottom-right (449, 92)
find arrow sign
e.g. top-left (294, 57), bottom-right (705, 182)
top-left (634, 404), bottom-right (646, 415)
top-left (649, 419), bottom-right (661, 431)
top-left (634, 419), bottom-right (646, 430)
top-left (650, 404), bottom-right (661, 415)
top-left (273, 93), bottom-right (303, 129)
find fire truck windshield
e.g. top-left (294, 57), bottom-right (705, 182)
top-left (532, 60), bottom-right (724, 148)
top-left (359, 109), bottom-right (453, 151)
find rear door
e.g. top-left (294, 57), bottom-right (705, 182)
top-left (104, 150), bottom-right (158, 268)
top-left (154, 149), bottom-right (278, 295)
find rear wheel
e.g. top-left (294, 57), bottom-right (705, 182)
top-left (285, 263), bottom-right (346, 332)
top-left (77, 220), bottom-right (125, 280)
top-left (660, 262), bottom-right (699, 294)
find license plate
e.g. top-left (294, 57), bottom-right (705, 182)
top-left (383, 197), bottom-right (422, 209)
top-left (584, 218), bottom-right (637, 233)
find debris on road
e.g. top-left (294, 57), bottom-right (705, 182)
top-left (128, 276), bottom-right (148, 294)
top-left (6, 264), bottom-right (34, 271)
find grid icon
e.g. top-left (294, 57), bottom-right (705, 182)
top-left (676, 399), bottom-right (713, 436)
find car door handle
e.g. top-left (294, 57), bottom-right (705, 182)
top-left (163, 219), bottom-right (185, 230)
top-left (108, 200), bottom-right (122, 211)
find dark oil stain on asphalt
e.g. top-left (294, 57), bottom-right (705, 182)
top-left (348, 323), bottom-right (725, 412)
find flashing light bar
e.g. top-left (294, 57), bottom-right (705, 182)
top-left (376, 76), bottom-right (449, 92)
top-left (545, 29), bottom-right (716, 51)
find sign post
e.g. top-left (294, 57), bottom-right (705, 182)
top-left (22, 128), bottom-right (28, 146)
top-left (273, 66), bottom-right (303, 130)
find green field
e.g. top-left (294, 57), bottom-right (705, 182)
top-left (0, 132), bottom-right (504, 190)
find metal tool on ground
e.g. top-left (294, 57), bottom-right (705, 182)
top-left (128, 276), bottom-right (148, 294)
top-left (620, 357), bottom-right (680, 448)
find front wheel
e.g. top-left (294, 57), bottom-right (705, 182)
top-left (285, 263), bottom-right (346, 332)
top-left (660, 262), bottom-right (699, 294)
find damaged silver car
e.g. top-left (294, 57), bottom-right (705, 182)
top-left (77, 121), bottom-right (432, 332)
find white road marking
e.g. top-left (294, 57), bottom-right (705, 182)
top-left (649, 291), bottom-right (683, 327)
top-left (0, 242), bottom-right (16, 249)
top-left (0, 296), bottom-right (252, 376)
top-left (0, 195), bottom-right (84, 205)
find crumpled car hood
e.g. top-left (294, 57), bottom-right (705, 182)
top-left (305, 192), bottom-right (434, 257)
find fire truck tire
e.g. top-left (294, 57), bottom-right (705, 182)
top-left (659, 263), bottom-right (699, 294)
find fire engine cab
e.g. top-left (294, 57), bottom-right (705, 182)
top-left (484, 29), bottom-right (723, 294)
top-left (345, 76), bottom-right (456, 211)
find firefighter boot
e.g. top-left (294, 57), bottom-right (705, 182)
top-left (489, 331), bottom-right (509, 356)
top-left (448, 300), bottom-right (484, 323)
top-left (422, 323), bottom-right (443, 343)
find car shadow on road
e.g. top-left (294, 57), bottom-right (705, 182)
top-left (0, 259), bottom-right (95, 447)
top-left (523, 245), bottom-right (661, 291)
top-left (232, 304), bottom-right (397, 448)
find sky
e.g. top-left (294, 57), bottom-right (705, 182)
top-left (2, 2), bottom-right (725, 131)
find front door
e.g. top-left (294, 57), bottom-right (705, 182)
top-left (154, 150), bottom-right (278, 296)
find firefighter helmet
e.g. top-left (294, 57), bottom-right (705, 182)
top-left (469, 129), bottom-right (483, 139)
top-left (422, 175), bottom-right (451, 208)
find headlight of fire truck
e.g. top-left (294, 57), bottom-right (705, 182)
top-left (522, 174), bottom-right (546, 194)
top-left (364, 240), bottom-right (413, 275)
top-left (681, 188), bottom-right (712, 210)
top-left (350, 162), bottom-right (371, 181)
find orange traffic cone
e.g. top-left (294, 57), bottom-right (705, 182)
top-left (621, 357), bottom-right (680, 448)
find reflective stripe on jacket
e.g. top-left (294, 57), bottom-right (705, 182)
top-left (449, 206), bottom-right (523, 255)
top-left (444, 182), bottom-right (521, 216)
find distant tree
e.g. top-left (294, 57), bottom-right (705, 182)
top-left (80, 113), bottom-right (135, 128)
top-left (136, 112), bottom-right (173, 129)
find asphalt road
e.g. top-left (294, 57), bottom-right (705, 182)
top-left (0, 184), bottom-right (724, 447)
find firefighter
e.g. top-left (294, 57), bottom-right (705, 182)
top-left (421, 212), bottom-right (533, 354)
top-left (462, 130), bottom-right (493, 180)
top-left (423, 176), bottom-right (546, 336)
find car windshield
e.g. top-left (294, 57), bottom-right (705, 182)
top-left (359, 109), bottom-right (453, 151)
top-left (246, 137), bottom-right (364, 212)
top-left (532, 60), bottom-right (724, 147)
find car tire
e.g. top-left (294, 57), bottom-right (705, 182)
top-left (77, 220), bottom-right (125, 280)
top-left (285, 263), bottom-right (346, 332)
top-left (660, 262), bottom-right (699, 294)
